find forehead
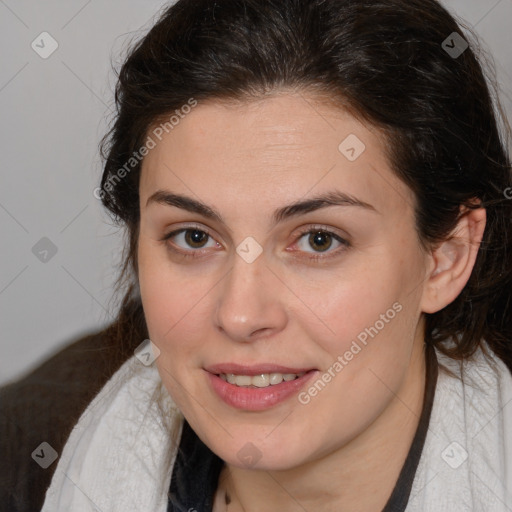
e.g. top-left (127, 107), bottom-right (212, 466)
top-left (139, 92), bottom-right (414, 222)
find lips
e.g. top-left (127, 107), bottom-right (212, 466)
top-left (206, 369), bottom-right (319, 410)
top-left (205, 363), bottom-right (317, 376)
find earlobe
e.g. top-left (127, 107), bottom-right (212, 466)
top-left (421, 206), bottom-right (486, 314)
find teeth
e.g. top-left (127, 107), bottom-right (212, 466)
top-left (220, 372), bottom-right (306, 388)
top-left (252, 374), bottom-right (270, 387)
top-left (269, 373), bottom-right (284, 385)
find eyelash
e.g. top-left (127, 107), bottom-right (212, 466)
top-left (160, 224), bottom-right (350, 262)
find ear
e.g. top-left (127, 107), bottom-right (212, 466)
top-left (421, 205), bottom-right (486, 314)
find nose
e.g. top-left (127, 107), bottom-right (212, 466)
top-left (214, 253), bottom-right (288, 343)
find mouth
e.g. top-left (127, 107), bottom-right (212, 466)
top-left (215, 371), bottom-right (307, 388)
top-left (205, 362), bottom-right (317, 375)
top-left (204, 365), bottom-right (319, 410)
top-left (205, 363), bottom-right (317, 387)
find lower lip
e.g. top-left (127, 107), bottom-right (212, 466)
top-left (206, 370), bottom-right (319, 411)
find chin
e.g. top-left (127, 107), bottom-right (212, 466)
top-left (210, 430), bottom-right (314, 472)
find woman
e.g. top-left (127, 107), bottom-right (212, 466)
top-left (2, 0), bottom-right (511, 510)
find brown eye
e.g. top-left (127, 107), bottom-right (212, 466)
top-left (308, 231), bottom-right (333, 252)
top-left (161, 227), bottom-right (220, 258)
top-left (293, 227), bottom-right (350, 261)
top-left (184, 229), bottom-right (209, 248)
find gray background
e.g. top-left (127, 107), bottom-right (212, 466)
top-left (1, 0), bottom-right (511, 385)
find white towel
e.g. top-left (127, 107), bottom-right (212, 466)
top-left (41, 356), bottom-right (184, 512)
top-left (408, 345), bottom-right (512, 511)
top-left (42, 343), bottom-right (512, 511)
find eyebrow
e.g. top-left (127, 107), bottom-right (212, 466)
top-left (145, 189), bottom-right (378, 226)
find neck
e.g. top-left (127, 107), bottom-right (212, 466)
top-left (214, 339), bottom-right (428, 512)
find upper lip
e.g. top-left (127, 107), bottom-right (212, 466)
top-left (205, 363), bottom-right (317, 376)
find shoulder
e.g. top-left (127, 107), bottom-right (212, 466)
top-left (408, 343), bottom-right (512, 510)
top-left (433, 341), bottom-right (512, 428)
top-left (0, 324), bottom-right (133, 512)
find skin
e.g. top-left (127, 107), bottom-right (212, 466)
top-left (137, 91), bottom-right (486, 511)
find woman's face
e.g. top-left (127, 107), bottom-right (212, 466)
top-left (137, 92), bottom-right (432, 470)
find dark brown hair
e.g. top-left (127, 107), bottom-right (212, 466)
top-left (99, 0), bottom-right (512, 369)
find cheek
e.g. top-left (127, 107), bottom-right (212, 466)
top-left (305, 262), bottom-right (402, 346)
top-left (138, 241), bottom-right (195, 352)
top-left (137, 238), bottom-right (222, 382)
top-left (140, 275), bottom-right (208, 356)
top-left (138, 250), bottom-right (210, 414)
top-left (296, 278), bottom-right (415, 434)
top-left (302, 255), bottom-right (420, 397)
